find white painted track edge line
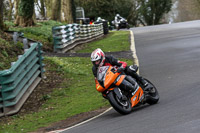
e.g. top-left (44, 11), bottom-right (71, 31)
top-left (48, 107), bottom-right (113, 133)
top-left (48, 30), bottom-right (139, 133)
top-left (130, 30), bottom-right (139, 74)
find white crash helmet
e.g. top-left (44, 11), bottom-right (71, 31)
top-left (91, 48), bottom-right (105, 67)
top-left (97, 17), bottom-right (101, 21)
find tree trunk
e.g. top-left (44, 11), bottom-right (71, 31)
top-left (8, 0), bottom-right (14, 20)
top-left (61, 0), bottom-right (74, 23)
top-left (35, 0), bottom-right (46, 19)
top-left (14, 0), bottom-right (20, 19)
top-left (0, 0), bottom-right (4, 30)
top-left (40, 0), bottom-right (46, 19)
top-left (44, 0), bottom-right (53, 19)
top-left (15, 0), bottom-right (35, 27)
top-left (177, 0), bottom-right (200, 22)
top-left (51, 0), bottom-right (61, 21)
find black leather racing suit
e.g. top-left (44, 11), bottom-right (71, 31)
top-left (92, 55), bottom-right (146, 92)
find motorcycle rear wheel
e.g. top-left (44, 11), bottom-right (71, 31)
top-left (107, 91), bottom-right (132, 115)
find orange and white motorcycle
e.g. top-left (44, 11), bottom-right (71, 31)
top-left (96, 65), bottom-right (159, 115)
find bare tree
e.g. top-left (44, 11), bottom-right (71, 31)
top-left (138, 0), bottom-right (172, 25)
top-left (15, 0), bottom-right (35, 27)
top-left (127, 0), bottom-right (142, 27)
top-left (14, 0), bottom-right (20, 19)
top-left (61, 0), bottom-right (74, 23)
top-left (75, 0), bottom-right (132, 22)
top-left (51, 0), bottom-right (74, 23)
top-left (51, 0), bottom-right (61, 21)
top-left (0, 0), bottom-right (4, 30)
top-left (176, 0), bottom-right (200, 22)
top-left (8, 0), bottom-right (14, 20)
top-left (44, 0), bottom-right (53, 19)
top-left (35, 0), bottom-right (46, 19)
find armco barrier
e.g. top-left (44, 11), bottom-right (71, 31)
top-left (0, 43), bottom-right (44, 117)
top-left (52, 23), bottom-right (104, 53)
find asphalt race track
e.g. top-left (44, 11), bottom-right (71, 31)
top-left (60, 20), bottom-right (200, 133)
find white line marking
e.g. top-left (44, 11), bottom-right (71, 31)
top-left (49, 31), bottom-right (139, 133)
top-left (48, 107), bottom-right (113, 133)
top-left (130, 30), bottom-right (139, 74)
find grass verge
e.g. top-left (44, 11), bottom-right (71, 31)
top-left (0, 57), bottom-right (133, 133)
top-left (76, 31), bottom-right (130, 53)
top-left (0, 33), bottom-right (24, 70)
top-left (0, 57), bottom-right (108, 133)
top-left (0, 30), bottom-right (132, 132)
top-left (5, 20), bottom-right (67, 52)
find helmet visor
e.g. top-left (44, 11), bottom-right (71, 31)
top-left (92, 60), bottom-right (101, 67)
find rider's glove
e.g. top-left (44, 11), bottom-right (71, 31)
top-left (117, 66), bottom-right (124, 73)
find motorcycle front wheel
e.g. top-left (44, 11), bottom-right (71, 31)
top-left (107, 91), bottom-right (132, 115)
top-left (126, 24), bottom-right (130, 29)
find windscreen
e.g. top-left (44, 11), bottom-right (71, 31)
top-left (97, 66), bottom-right (109, 82)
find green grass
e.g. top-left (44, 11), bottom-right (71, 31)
top-left (5, 20), bottom-right (67, 51)
top-left (0, 29), bottom-right (132, 132)
top-left (0, 38), bottom-right (24, 70)
top-left (0, 20), bottom-right (67, 70)
top-left (6, 20), bottom-right (65, 38)
top-left (0, 57), bottom-right (133, 133)
top-left (0, 57), bottom-right (108, 133)
top-left (76, 31), bottom-right (130, 53)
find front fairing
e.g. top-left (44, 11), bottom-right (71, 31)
top-left (97, 66), bottom-right (119, 92)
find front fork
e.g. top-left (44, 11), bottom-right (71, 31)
top-left (103, 87), bottom-right (126, 101)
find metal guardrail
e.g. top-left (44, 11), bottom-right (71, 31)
top-left (0, 43), bottom-right (45, 117)
top-left (52, 23), bottom-right (104, 53)
top-left (1, 23), bottom-right (101, 116)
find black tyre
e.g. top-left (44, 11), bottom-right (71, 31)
top-left (144, 78), bottom-right (159, 105)
top-left (127, 24), bottom-right (130, 29)
top-left (103, 28), bottom-right (109, 34)
top-left (107, 91), bottom-right (132, 115)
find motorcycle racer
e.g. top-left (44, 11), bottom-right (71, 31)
top-left (91, 48), bottom-right (152, 92)
top-left (114, 14), bottom-right (123, 24)
top-left (114, 14), bottom-right (129, 30)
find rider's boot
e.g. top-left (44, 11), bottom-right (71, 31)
top-left (127, 65), bottom-right (150, 90)
top-left (140, 78), bottom-right (153, 91)
top-left (127, 67), bottom-right (153, 91)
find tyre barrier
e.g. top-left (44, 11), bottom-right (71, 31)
top-left (0, 42), bottom-right (45, 117)
top-left (94, 20), bottom-right (109, 35)
top-left (52, 23), bottom-right (104, 53)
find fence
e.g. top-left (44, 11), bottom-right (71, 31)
top-left (52, 23), bottom-right (104, 53)
top-left (0, 43), bottom-right (45, 117)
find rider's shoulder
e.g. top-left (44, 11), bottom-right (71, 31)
top-left (105, 55), bottom-right (118, 62)
top-left (105, 55), bottom-right (114, 59)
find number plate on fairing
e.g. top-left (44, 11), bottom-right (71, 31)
top-left (130, 86), bottom-right (144, 107)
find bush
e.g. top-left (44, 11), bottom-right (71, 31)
top-left (0, 37), bottom-right (24, 70)
top-left (6, 20), bottom-right (67, 52)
